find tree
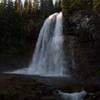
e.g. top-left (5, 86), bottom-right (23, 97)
top-left (93, 0), bottom-right (100, 15)
top-left (24, 0), bottom-right (29, 13)
top-left (15, 0), bottom-right (23, 13)
top-left (28, 0), bottom-right (33, 13)
top-left (8, 0), bottom-right (13, 8)
top-left (62, 0), bottom-right (82, 15)
top-left (1, 0), bottom-right (7, 4)
top-left (33, 0), bottom-right (39, 12)
top-left (0, 0), bottom-right (7, 12)
top-left (40, 0), bottom-right (54, 16)
top-left (54, 0), bottom-right (61, 12)
top-left (80, 0), bottom-right (93, 15)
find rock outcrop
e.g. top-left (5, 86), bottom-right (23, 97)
top-left (62, 0), bottom-right (100, 79)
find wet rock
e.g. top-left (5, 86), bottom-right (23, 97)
top-left (0, 74), bottom-right (59, 100)
top-left (62, 0), bottom-right (100, 80)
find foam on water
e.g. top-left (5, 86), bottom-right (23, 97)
top-left (58, 90), bottom-right (87, 100)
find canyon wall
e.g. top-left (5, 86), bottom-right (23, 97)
top-left (62, 0), bottom-right (100, 79)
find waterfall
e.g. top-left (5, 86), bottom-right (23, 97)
top-left (7, 12), bottom-right (68, 76)
top-left (28, 12), bottom-right (67, 76)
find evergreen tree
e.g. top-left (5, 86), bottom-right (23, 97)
top-left (8, 0), bottom-right (13, 8)
top-left (1, 0), bottom-right (7, 5)
top-left (80, 0), bottom-right (93, 15)
top-left (93, 0), bottom-right (100, 15)
top-left (40, 0), bottom-right (54, 10)
top-left (24, 0), bottom-right (29, 13)
top-left (54, 0), bottom-right (61, 12)
top-left (28, 0), bottom-right (33, 13)
top-left (15, 0), bottom-right (23, 13)
top-left (48, 0), bottom-right (54, 12)
top-left (0, 0), bottom-right (7, 11)
top-left (40, 0), bottom-right (54, 16)
top-left (62, 0), bottom-right (81, 15)
top-left (33, 0), bottom-right (39, 12)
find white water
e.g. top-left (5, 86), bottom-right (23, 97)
top-left (27, 12), bottom-right (67, 76)
top-left (58, 90), bottom-right (87, 100)
top-left (7, 12), bottom-right (68, 76)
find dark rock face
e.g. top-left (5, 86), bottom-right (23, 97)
top-left (62, 0), bottom-right (100, 79)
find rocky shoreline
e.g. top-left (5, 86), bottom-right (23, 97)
top-left (0, 73), bottom-right (99, 100)
top-left (0, 73), bottom-right (60, 100)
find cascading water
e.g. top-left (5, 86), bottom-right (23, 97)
top-left (28, 12), bottom-right (67, 76)
top-left (8, 12), bottom-right (68, 76)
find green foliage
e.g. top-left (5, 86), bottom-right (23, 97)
top-left (40, 0), bottom-right (55, 17)
top-left (0, 0), bottom-right (61, 62)
top-left (24, 0), bottom-right (29, 14)
top-left (93, 0), bottom-right (100, 15)
top-left (55, 0), bottom-right (62, 12)
top-left (62, 0), bottom-right (100, 16)
top-left (62, 0), bottom-right (81, 15)
top-left (33, 0), bottom-right (39, 12)
top-left (15, 0), bottom-right (23, 13)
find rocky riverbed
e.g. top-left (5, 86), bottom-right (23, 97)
top-left (0, 73), bottom-right (100, 100)
top-left (0, 74), bottom-right (60, 100)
